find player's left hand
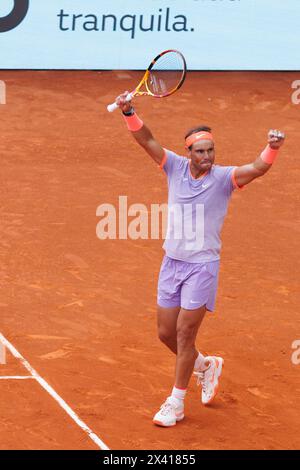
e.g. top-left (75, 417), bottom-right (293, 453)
top-left (268, 129), bottom-right (285, 149)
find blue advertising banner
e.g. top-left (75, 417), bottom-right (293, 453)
top-left (0, 0), bottom-right (299, 70)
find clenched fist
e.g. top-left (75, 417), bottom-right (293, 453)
top-left (268, 129), bottom-right (285, 149)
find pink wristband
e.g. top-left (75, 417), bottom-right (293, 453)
top-left (123, 113), bottom-right (143, 132)
top-left (260, 144), bottom-right (279, 164)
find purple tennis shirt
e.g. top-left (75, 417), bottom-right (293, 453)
top-left (161, 149), bottom-right (240, 263)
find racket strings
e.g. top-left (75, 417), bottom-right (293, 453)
top-left (147, 51), bottom-right (186, 96)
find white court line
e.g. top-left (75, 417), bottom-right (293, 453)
top-left (0, 333), bottom-right (110, 450)
top-left (0, 376), bottom-right (34, 380)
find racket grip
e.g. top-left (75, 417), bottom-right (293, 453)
top-left (106, 93), bottom-right (134, 113)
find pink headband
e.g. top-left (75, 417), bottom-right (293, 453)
top-left (185, 131), bottom-right (214, 149)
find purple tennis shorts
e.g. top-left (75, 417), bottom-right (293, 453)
top-left (157, 256), bottom-right (220, 312)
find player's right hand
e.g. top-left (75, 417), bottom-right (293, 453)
top-left (268, 129), bottom-right (285, 149)
top-left (116, 91), bottom-right (133, 113)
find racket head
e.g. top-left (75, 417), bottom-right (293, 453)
top-left (145, 49), bottom-right (187, 98)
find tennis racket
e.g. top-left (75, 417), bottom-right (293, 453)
top-left (107, 49), bottom-right (186, 112)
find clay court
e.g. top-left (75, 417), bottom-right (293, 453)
top-left (0, 70), bottom-right (300, 450)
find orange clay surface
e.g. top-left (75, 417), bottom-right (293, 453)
top-left (0, 71), bottom-right (300, 450)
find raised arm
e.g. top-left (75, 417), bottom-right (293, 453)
top-left (234, 130), bottom-right (285, 187)
top-left (116, 91), bottom-right (164, 165)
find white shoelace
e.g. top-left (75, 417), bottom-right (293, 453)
top-left (194, 365), bottom-right (211, 392)
top-left (160, 401), bottom-right (174, 416)
top-left (194, 371), bottom-right (205, 388)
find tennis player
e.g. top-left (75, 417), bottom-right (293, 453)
top-left (116, 91), bottom-right (285, 427)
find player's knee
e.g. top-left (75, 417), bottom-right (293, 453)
top-left (176, 325), bottom-right (195, 349)
top-left (158, 328), bottom-right (174, 345)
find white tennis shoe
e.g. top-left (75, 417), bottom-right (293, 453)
top-left (153, 396), bottom-right (184, 427)
top-left (194, 356), bottom-right (224, 405)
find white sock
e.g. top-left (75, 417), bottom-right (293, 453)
top-left (194, 352), bottom-right (209, 371)
top-left (171, 386), bottom-right (187, 402)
